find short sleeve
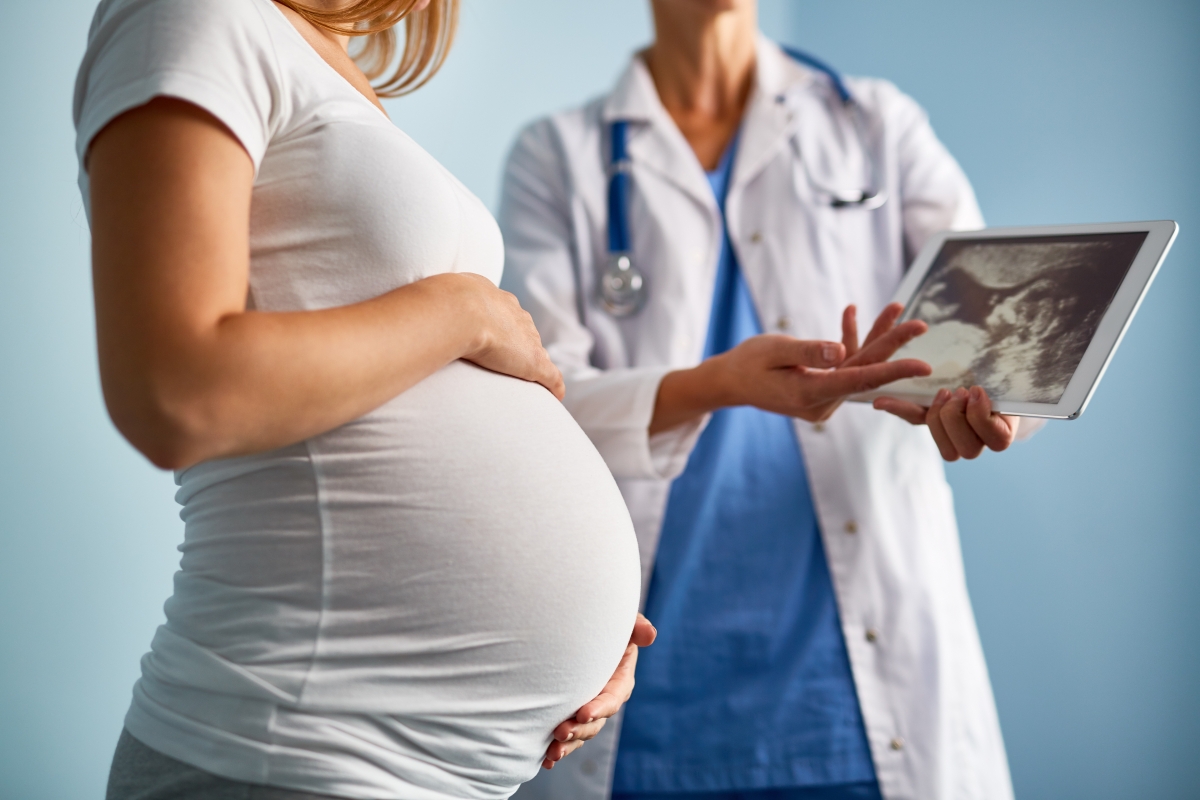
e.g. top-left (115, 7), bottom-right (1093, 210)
top-left (73, 0), bottom-right (281, 194)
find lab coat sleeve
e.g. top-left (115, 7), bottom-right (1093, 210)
top-left (1013, 417), bottom-right (1047, 441)
top-left (881, 81), bottom-right (986, 263)
top-left (887, 81), bottom-right (1048, 443)
top-left (498, 118), bottom-right (706, 480)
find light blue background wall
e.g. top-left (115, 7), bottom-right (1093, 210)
top-left (0, 1), bottom-right (1195, 798)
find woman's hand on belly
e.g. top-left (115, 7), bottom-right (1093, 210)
top-left (453, 273), bottom-right (565, 401)
top-left (541, 614), bottom-right (657, 770)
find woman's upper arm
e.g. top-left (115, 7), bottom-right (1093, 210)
top-left (87, 98), bottom-right (254, 451)
top-left (74, 0), bottom-right (278, 460)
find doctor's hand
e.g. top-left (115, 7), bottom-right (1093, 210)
top-left (650, 303), bottom-right (931, 434)
top-left (541, 614), bottom-right (657, 770)
top-left (873, 386), bottom-right (1019, 461)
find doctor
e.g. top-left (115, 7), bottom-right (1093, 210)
top-left (501, 1), bottom-right (1037, 799)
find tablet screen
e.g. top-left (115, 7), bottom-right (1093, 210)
top-left (896, 232), bottom-right (1147, 403)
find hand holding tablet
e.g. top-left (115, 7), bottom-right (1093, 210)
top-left (874, 385), bottom-right (1023, 461)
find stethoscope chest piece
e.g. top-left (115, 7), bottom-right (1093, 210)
top-left (598, 252), bottom-right (646, 317)
top-left (600, 119), bottom-right (647, 317)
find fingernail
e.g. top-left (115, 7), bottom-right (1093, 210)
top-left (564, 732), bottom-right (574, 742)
top-left (822, 344), bottom-right (840, 363)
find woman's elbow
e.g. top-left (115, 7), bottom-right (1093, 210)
top-left (136, 438), bottom-right (198, 471)
top-left (102, 379), bottom-right (220, 471)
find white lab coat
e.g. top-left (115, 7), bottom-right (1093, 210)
top-left (499, 37), bottom-right (1015, 800)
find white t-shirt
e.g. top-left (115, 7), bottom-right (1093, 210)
top-left (74, 1), bottom-right (642, 798)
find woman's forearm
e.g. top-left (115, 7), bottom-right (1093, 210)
top-left (101, 273), bottom-right (488, 470)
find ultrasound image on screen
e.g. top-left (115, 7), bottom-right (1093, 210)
top-left (887, 232), bottom-right (1146, 403)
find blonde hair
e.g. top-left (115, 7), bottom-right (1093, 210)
top-left (274, 0), bottom-right (459, 97)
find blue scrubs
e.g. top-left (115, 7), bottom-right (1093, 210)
top-left (610, 140), bottom-right (880, 799)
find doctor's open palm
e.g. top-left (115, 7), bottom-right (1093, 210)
top-left (650, 302), bottom-right (931, 434)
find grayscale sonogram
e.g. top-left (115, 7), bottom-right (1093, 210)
top-left (887, 232), bottom-right (1146, 403)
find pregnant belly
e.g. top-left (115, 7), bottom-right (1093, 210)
top-left (166, 361), bottom-right (640, 793)
top-left (309, 362), bottom-right (643, 782)
top-left (301, 361), bottom-right (642, 713)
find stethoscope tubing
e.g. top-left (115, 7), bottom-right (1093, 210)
top-left (607, 120), bottom-right (633, 255)
top-left (599, 48), bottom-right (885, 317)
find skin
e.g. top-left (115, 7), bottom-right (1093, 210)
top-left (543, 615), bottom-right (658, 769)
top-left (86, 0), bottom-right (639, 773)
top-left (873, 388), bottom-right (1019, 460)
top-left (88, 3), bottom-right (563, 469)
top-left (643, 0), bottom-right (1020, 458)
top-left (644, 0), bottom-right (757, 170)
top-left (90, 99), bottom-right (561, 468)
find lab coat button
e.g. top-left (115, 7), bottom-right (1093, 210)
top-left (865, 628), bottom-right (878, 643)
top-left (750, 231), bottom-right (763, 243)
top-left (812, 421), bottom-right (825, 433)
top-left (890, 737), bottom-right (905, 751)
top-left (581, 759), bottom-right (598, 776)
top-left (776, 315), bottom-right (790, 331)
top-left (844, 519), bottom-right (858, 534)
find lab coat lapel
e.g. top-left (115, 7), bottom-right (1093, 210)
top-left (728, 37), bottom-right (813, 201)
top-left (602, 57), bottom-right (718, 215)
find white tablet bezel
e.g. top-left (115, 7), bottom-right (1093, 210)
top-left (850, 220), bottom-right (1178, 419)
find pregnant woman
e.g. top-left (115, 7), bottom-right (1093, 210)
top-left (75, 0), bottom-right (653, 797)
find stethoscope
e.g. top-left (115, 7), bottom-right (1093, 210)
top-left (598, 47), bottom-right (887, 318)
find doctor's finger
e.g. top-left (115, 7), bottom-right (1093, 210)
top-left (842, 305), bottom-right (860, 358)
top-left (872, 396), bottom-right (928, 426)
top-left (965, 387), bottom-right (1016, 452)
top-left (926, 389), bottom-right (959, 461)
top-left (941, 389), bottom-right (986, 459)
top-left (861, 302), bottom-right (906, 347)
top-left (815, 358), bottom-right (931, 399)
top-left (846, 320), bottom-right (928, 367)
top-left (763, 337), bottom-right (846, 369)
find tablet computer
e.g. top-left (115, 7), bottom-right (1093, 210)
top-left (851, 220), bottom-right (1178, 419)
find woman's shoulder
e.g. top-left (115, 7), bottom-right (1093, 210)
top-left (82, 0), bottom-right (278, 57)
top-left (75, 0), bottom-right (286, 171)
